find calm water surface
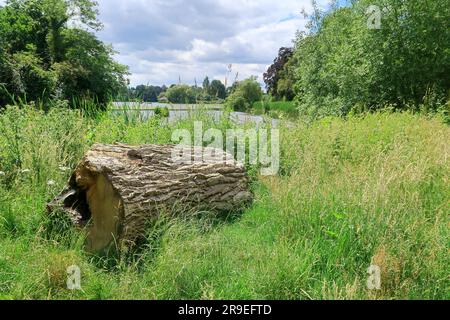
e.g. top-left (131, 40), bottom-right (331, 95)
top-left (112, 102), bottom-right (279, 127)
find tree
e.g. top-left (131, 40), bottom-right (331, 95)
top-left (293, 0), bottom-right (450, 117)
top-left (238, 77), bottom-right (263, 105)
top-left (225, 77), bottom-right (263, 111)
top-left (54, 28), bottom-right (128, 104)
top-left (0, 0), bottom-right (128, 107)
top-left (275, 54), bottom-right (297, 101)
top-left (263, 47), bottom-right (294, 100)
top-left (209, 80), bottom-right (226, 100)
top-left (10, 49), bottom-right (57, 103)
top-left (166, 84), bottom-right (196, 104)
top-left (202, 76), bottom-right (210, 92)
top-left (130, 85), bottom-right (166, 102)
top-left (158, 91), bottom-right (168, 103)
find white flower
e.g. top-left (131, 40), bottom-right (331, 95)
top-left (59, 166), bottom-right (70, 172)
top-left (47, 180), bottom-right (56, 186)
top-left (0, 171), bottom-right (5, 177)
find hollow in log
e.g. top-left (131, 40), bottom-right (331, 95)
top-left (47, 143), bottom-right (253, 252)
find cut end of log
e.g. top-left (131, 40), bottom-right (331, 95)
top-left (76, 169), bottom-right (123, 252)
top-left (48, 143), bottom-right (253, 253)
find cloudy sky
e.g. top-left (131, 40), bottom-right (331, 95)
top-left (95, 0), bottom-right (333, 87)
top-left (1, 0), bottom-right (332, 87)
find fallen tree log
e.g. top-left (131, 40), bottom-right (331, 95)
top-left (47, 143), bottom-right (253, 252)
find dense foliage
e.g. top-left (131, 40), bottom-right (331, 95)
top-left (0, 0), bottom-right (129, 107)
top-left (291, 0), bottom-right (450, 117)
top-left (126, 85), bottom-right (167, 102)
top-left (263, 47), bottom-right (295, 101)
top-left (165, 84), bottom-right (197, 104)
top-left (157, 78), bottom-right (227, 104)
top-left (208, 79), bottom-right (227, 100)
top-left (225, 77), bottom-right (263, 112)
top-left (125, 77), bottom-right (227, 104)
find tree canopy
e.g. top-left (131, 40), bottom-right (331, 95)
top-left (127, 85), bottom-right (167, 102)
top-left (263, 47), bottom-right (295, 101)
top-left (165, 84), bottom-right (197, 104)
top-left (292, 0), bottom-right (450, 117)
top-left (0, 0), bottom-right (129, 108)
top-left (209, 80), bottom-right (226, 100)
top-left (226, 77), bottom-right (263, 111)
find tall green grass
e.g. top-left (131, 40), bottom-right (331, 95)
top-left (253, 100), bottom-right (298, 119)
top-left (0, 105), bottom-right (448, 300)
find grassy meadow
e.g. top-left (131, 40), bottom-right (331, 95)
top-left (0, 105), bottom-right (448, 300)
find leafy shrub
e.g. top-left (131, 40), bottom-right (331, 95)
top-left (225, 77), bottom-right (263, 112)
top-left (154, 106), bottom-right (170, 118)
top-left (226, 94), bottom-right (248, 112)
top-left (166, 85), bottom-right (196, 104)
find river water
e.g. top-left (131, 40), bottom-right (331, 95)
top-left (112, 102), bottom-right (279, 127)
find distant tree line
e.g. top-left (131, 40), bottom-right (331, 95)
top-left (125, 76), bottom-right (228, 104)
top-left (124, 85), bottom-right (167, 102)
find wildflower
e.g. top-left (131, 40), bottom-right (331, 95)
top-left (47, 180), bottom-right (56, 186)
top-left (0, 171), bottom-right (5, 177)
top-left (59, 166), bottom-right (70, 172)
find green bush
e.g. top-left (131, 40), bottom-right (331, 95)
top-left (226, 77), bottom-right (263, 112)
top-left (154, 106), bottom-right (170, 118)
top-left (166, 85), bottom-right (196, 104)
top-left (226, 94), bottom-right (248, 112)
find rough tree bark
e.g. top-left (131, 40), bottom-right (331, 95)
top-left (47, 143), bottom-right (253, 252)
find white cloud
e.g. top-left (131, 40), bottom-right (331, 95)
top-left (0, 0), bottom-right (333, 87)
top-left (94, 0), bottom-right (332, 87)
